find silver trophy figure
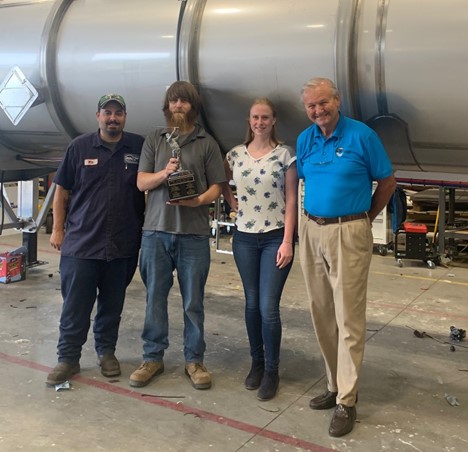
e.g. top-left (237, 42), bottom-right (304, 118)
top-left (166, 129), bottom-right (183, 170)
top-left (165, 128), bottom-right (198, 200)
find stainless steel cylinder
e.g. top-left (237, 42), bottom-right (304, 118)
top-left (1, 0), bottom-right (467, 181)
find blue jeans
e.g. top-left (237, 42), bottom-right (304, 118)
top-left (232, 228), bottom-right (293, 372)
top-left (139, 231), bottom-right (210, 363)
top-left (57, 255), bottom-right (138, 363)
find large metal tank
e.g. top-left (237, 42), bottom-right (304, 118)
top-left (1, 0), bottom-right (468, 183)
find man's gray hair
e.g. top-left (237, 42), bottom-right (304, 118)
top-left (300, 77), bottom-right (339, 100)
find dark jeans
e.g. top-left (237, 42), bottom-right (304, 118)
top-left (57, 255), bottom-right (138, 363)
top-left (232, 228), bottom-right (293, 372)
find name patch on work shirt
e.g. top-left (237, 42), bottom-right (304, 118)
top-left (84, 159), bottom-right (98, 166)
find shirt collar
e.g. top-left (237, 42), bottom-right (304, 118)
top-left (158, 123), bottom-right (206, 142)
top-left (312, 112), bottom-right (344, 140)
top-left (92, 130), bottom-right (130, 149)
top-left (159, 123), bottom-right (206, 138)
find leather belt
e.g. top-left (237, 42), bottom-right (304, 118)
top-left (304, 210), bottom-right (368, 225)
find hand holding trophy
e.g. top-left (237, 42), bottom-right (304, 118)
top-left (165, 129), bottom-right (199, 201)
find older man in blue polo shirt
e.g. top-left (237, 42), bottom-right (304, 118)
top-left (46, 94), bottom-right (145, 386)
top-left (297, 78), bottom-right (396, 437)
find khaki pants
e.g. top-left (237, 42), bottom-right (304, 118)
top-left (299, 216), bottom-right (373, 406)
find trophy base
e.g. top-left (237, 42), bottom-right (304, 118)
top-left (167, 170), bottom-right (199, 201)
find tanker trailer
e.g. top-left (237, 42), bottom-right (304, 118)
top-left (1, 0), bottom-right (468, 240)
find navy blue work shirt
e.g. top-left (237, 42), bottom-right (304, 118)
top-left (54, 130), bottom-right (145, 261)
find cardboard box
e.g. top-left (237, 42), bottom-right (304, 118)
top-left (0, 252), bottom-right (26, 284)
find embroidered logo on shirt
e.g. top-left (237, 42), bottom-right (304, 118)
top-left (124, 154), bottom-right (140, 165)
top-left (84, 159), bottom-right (98, 166)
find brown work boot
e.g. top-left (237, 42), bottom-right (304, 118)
top-left (97, 354), bottom-right (121, 377)
top-left (46, 362), bottom-right (80, 386)
top-left (129, 361), bottom-right (164, 388)
top-left (185, 362), bottom-right (212, 390)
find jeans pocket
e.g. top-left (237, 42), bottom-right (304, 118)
top-left (142, 230), bottom-right (157, 238)
top-left (188, 234), bottom-right (208, 242)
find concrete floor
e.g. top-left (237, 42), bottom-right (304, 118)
top-left (1, 228), bottom-right (467, 452)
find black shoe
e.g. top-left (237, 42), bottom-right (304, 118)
top-left (256, 370), bottom-right (279, 401)
top-left (98, 354), bottom-right (121, 377)
top-left (245, 360), bottom-right (264, 390)
top-left (329, 404), bottom-right (357, 437)
top-left (309, 390), bottom-right (338, 410)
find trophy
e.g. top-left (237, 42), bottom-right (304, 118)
top-left (166, 129), bottom-right (199, 201)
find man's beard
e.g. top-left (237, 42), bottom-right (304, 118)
top-left (165, 111), bottom-right (195, 133)
top-left (106, 121), bottom-right (121, 137)
top-left (107, 129), bottom-right (120, 137)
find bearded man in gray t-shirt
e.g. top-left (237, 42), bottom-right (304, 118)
top-left (129, 81), bottom-right (226, 391)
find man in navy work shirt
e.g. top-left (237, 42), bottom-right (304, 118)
top-left (297, 78), bottom-right (396, 437)
top-left (46, 94), bottom-right (145, 386)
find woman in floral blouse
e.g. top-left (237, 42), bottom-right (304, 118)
top-left (223, 98), bottom-right (298, 400)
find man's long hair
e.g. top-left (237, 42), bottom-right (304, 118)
top-left (163, 81), bottom-right (201, 126)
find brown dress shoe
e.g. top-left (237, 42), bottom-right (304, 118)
top-left (309, 390), bottom-right (338, 410)
top-left (98, 354), bottom-right (121, 377)
top-left (329, 404), bottom-right (357, 437)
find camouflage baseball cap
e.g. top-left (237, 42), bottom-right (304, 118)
top-left (98, 93), bottom-right (126, 111)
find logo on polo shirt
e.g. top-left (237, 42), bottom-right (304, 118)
top-left (84, 159), bottom-right (98, 166)
top-left (124, 154), bottom-right (140, 165)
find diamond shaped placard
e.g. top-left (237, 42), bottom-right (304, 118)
top-left (0, 66), bottom-right (39, 126)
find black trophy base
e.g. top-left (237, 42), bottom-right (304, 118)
top-left (167, 170), bottom-right (199, 201)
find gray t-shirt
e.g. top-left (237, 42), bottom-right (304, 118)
top-left (138, 125), bottom-right (226, 235)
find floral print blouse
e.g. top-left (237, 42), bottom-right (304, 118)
top-left (227, 144), bottom-right (296, 233)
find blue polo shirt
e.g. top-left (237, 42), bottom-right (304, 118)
top-left (297, 114), bottom-right (393, 217)
top-left (54, 130), bottom-right (145, 260)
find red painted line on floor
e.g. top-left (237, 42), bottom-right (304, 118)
top-left (0, 351), bottom-right (332, 452)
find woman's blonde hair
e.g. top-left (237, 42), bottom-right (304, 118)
top-left (244, 97), bottom-right (282, 146)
